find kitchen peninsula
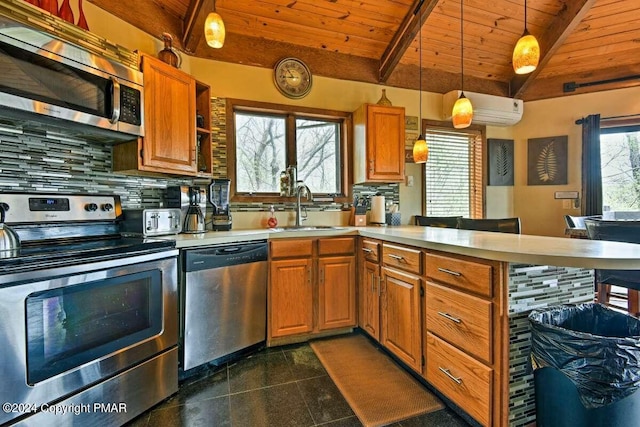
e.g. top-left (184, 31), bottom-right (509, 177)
top-left (169, 225), bottom-right (640, 427)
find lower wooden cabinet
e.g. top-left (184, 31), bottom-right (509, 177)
top-left (270, 257), bottom-right (313, 337)
top-left (381, 266), bottom-right (422, 372)
top-left (318, 256), bottom-right (356, 330)
top-left (425, 332), bottom-right (492, 427)
top-left (269, 237), bottom-right (356, 342)
top-left (360, 259), bottom-right (381, 339)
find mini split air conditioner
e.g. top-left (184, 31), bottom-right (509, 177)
top-left (442, 90), bottom-right (524, 126)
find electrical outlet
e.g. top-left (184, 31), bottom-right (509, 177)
top-left (406, 175), bottom-right (414, 187)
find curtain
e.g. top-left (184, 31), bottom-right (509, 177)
top-left (581, 114), bottom-right (602, 216)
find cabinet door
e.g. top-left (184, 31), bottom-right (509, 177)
top-left (366, 105), bottom-right (405, 181)
top-left (140, 54), bottom-right (196, 174)
top-left (381, 266), bottom-right (422, 372)
top-left (318, 256), bottom-right (356, 330)
top-left (270, 258), bottom-right (314, 338)
top-left (360, 260), bottom-right (380, 340)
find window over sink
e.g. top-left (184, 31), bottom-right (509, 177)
top-left (227, 99), bottom-right (351, 203)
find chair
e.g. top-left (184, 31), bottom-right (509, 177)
top-left (414, 215), bottom-right (460, 228)
top-left (564, 214), bottom-right (601, 229)
top-left (456, 217), bottom-right (521, 234)
top-left (584, 219), bottom-right (640, 316)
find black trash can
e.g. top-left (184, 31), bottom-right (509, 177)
top-left (529, 303), bottom-right (640, 427)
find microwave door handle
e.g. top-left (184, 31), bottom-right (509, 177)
top-left (110, 77), bottom-right (121, 124)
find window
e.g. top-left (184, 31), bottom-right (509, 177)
top-left (227, 99), bottom-right (351, 202)
top-left (422, 120), bottom-right (485, 218)
top-left (600, 125), bottom-right (640, 211)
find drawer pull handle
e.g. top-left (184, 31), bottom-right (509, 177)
top-left (362, 248), bottom-right (373, 253)
top-left (439, 367), bottom-right (462, 385)
top-left (388, 254), bottom-right (405, 261)
top-left (437, 311), bottom-right (462, 323)
top-left (438, 267), bottom-right (461, 276)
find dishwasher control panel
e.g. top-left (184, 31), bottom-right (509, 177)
top-left (183, 240), bottom-right (268, 271)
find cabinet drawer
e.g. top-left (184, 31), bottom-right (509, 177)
top-left (425, 252), bottom-right (492, 297)
top-left (360, 239), bottom-right (380, 262)
top-left (382, 243), bottom-right (421, 274)
top-left (270, 239), bottom-right (313, 258)
top-left (426, 332), bottom-right (492, 427)
top-left (318, 237), bottom-right (355, 256)
top-left (425, 283), bottom-right (492, 363)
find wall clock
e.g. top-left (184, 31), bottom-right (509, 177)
top-left (273, 57), bottom-right (313, 99)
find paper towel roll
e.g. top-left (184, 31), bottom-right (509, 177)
top-left (370, 195), bottom-right (386, 224)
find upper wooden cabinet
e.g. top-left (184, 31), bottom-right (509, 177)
top-left (113, 54), bottom-right (213, 177)
top-left (353, 104), bottom-right (405, 183)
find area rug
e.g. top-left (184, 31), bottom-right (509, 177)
top-left (310, 334), bottom-right (443, 427)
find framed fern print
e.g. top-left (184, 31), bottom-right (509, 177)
top-left (488, 139), bottom-right (514, 186)
top-left (527, 136), bottom-right (568, 185)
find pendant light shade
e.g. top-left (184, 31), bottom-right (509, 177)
top-left (512, 0), bottom-right (539, 74)
top-left (412, 3), bottom-right (428, 163)
top-left (452, 94), bottom-right (473, 129)
top-left (451, 0), bottom-right (472, 129)
top-left (205, 1), bottom-right (225, 49)
top-left (413, 134), bottom-right (428, 164)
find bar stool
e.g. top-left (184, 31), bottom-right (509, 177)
top-left (456, 217), bottom-right (521, 234)
top-left (584, 219), bottom-right (640, 317)
top-left (414, 215), bottom-right (460, 228)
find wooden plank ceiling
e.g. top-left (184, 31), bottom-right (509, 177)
top-left (87, 0), bottom-right (640, 101)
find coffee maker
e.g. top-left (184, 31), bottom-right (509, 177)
top-left (209, 179), bottom-right (232, 231)
top-left (166, 186), bottom-right (207, 233)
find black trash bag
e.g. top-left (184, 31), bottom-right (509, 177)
top-left (529, 303), bottom-right (640, 409)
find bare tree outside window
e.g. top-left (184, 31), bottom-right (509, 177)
top-left (235, 113), bottom-right (286, 193)
top-left (601, 130), bottom-right (640, 211)
top-left (228, 99), bottom-right (350, 202)
top-left (296, 119), bottom-right (340, 194)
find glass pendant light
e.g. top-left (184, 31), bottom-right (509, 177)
top-left (512, 0), bottom-right (540, 74)
top-left (412, 6), bottom-right (428, 164)
top-left (452, 0), bottom-right (473, 129)
top-left (205, 0), bottom-right (225, 49)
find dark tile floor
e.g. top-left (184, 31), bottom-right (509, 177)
top-left (126, 342), bottom-right (471, 427)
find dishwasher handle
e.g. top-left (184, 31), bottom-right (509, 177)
top-left (184, 240), bottom-right (268, 272)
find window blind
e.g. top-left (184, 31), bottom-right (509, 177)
top-left (424, 128), bottom-right (484, 218)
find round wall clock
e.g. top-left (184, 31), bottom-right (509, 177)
top-left (273, 57), bottom-right (313, 99)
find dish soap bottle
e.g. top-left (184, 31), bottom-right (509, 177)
top-left (267, 205), bottom-right (278, 228)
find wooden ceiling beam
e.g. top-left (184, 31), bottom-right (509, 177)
top-left (192, 32), bottom-right (508, 98)
top-left (523, 63), bottom-right (640, 101)
top-left (509, 0), bottom-right (597, 99)
top-left (378, 0), bottom-right (439, 83)
top-left (182, 0), bottom-right (209, 53)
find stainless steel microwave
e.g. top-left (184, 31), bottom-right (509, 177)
top-left (0, 15), bottom-right (144, 141)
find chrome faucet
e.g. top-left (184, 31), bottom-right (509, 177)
top-left (295, 181), bottom-right (313, 227)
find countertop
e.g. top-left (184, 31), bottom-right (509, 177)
top-left (164, 225), bottom-right (640, 269)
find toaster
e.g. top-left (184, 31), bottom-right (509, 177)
top-left (120, 208), bottom-right (182, 236)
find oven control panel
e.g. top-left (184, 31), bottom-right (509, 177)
top-left (0, 193), bottom-right (122, 224)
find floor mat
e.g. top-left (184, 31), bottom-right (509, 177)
top-left (310, 334), bottom-right (444, 427)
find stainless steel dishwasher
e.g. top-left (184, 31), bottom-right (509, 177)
top-left (180, 240), bottom-right (268, 371)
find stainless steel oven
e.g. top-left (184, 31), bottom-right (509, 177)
top-left (0, 193), bottom-right (178, 427)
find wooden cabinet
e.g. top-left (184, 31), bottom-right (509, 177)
top-left (353, 104), bottom-right (405, 183)
top-left (358, 239), bottom-right (381, 340)
top-left (270, 257), bottom-right (314, 337)
top-left (113, 54), bottom-right (213, 176)
top-left (269, 237), bottom-right (356, 343)
top-left (423, 250), bottom-right (504, 427)
top-left (380, 266), bottom-right (422, 372)
top-left (318, 255), bottom-right (356, 330)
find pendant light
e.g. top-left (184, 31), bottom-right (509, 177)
top-left (512, 0), bottom-right (540, 74)
top-left (412, 5), bottom-right (428, 164)
top-left (205, 0), bottom-right (225, 49)
top-left (451, 0), bottom-right (473, 129)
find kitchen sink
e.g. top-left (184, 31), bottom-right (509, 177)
top-left (269, 226), bottom-right (347, 232)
